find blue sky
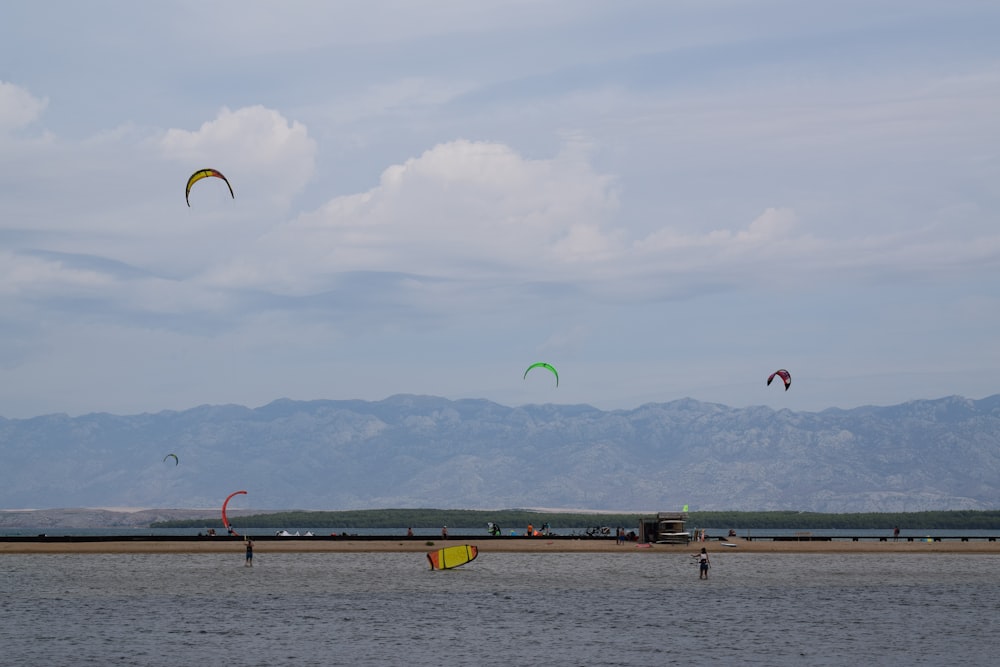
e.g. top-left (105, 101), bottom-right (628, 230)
top-left (1, 1), bottom-right (998, 418)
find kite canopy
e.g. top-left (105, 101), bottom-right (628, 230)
top-left (524, 362), bottom-right (559, 387)
top-left (185, 168), bottom-right (234, 206)
top-left (162, 453), bottom-right (179, 465)
top-left (767, 369), bottom-right (792, 391)
top-left (222, 490), bottom-right (247, 537)
top-left (427, 544), bottom-right (478, 570)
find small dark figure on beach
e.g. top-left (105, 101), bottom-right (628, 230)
top-left (407, 527), bottom-right (414, 537)
top-left (698, 547), bottom-right (710, 579)
top-left (894, 526), bottom-right (900, 542)
top-left (245, 538), bottom-right (254, 567)
top-left (441, 526), bottom-right (448, 540)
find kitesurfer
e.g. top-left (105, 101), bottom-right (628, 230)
top-left (245, 538), bottom-right (254, 567)
top-left (697, 548), bottom-right (710, 579)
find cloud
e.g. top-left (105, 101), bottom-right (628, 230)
top-left (197, 123), bottom-right (1000, 312)
top-left (635, 207), bottom-right (799, 255)
top-left (0, 81), bottom-right (47, 133)
top-left (160, 106), bottom-right (317, 206)
top-left (620, 207), bottom-right (816, 294)
top-left (0, 251), bottom-right (113, 297)
top-left (204, 139), bottom-right (621, 294)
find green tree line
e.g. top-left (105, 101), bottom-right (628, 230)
top-left (152, 509), bottom-right (1000, 530)
top-left (153, 509), bottom-right (643, 530)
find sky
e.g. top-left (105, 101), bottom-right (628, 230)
top-left (1, 1), bottom-right (999, 419)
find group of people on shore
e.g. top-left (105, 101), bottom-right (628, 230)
top-left (404, 523), bottom-right (505, 538)
top-left (523, 522), bottom-right (551, 537)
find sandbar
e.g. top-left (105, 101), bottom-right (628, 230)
top-left (2, 537), bottom-right (998, 555)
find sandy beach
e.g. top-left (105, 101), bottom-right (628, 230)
top-left (2, 537), bottom-right (998, 555)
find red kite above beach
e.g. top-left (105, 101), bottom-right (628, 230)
top-left (221, 490), bottom-right (247, 536)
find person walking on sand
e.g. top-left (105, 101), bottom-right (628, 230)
top-left (697, 547), bottom-right (710, 579)
top-left (441, 525), bottom-right (448, 540)
top-left (245, 538), bottom-right (254, 567)
top-left (893, 526), bottom-right (900, 542)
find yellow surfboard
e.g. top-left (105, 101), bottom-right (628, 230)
top-left (427, 544), bottom-right (478, 570)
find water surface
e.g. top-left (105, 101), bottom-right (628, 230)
top-left (2, 551), bottom-right (997, 666)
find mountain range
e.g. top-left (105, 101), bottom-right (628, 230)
top-left (1, 394), bottom-right (998, 513)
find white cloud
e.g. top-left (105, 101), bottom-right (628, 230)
top-left (197, 119), bottom-right (1000, 307)
top-left (204, 139), bottom-right (621, 293)
top-left (0, 252), bottom-right (112, 296)
top-left (0, 81), bottom-right (47, 133)
top-left (160, 106), bottom-right (317, 207)
top-left (739, 207), bottom-right (798, 241)
top-left (632, 207), bottom-right (801, 260)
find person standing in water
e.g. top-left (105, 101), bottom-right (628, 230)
top-left (697, 547), bottom-right (710, 579)
top-left (245, 537), bottom-right (254, 567)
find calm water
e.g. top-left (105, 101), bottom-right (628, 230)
top-left (2, 551), bottom-right (998, 666)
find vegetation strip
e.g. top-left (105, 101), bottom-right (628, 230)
top-left (152, 509), bottom-right (1000, 530)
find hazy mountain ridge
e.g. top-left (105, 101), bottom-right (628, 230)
top-left (1, 394), bottom-right (998, 513)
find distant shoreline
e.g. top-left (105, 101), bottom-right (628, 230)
top-left (2, 537), bottom-right (999, 555)
top-left (5, 508), bottom-right (1000, 534)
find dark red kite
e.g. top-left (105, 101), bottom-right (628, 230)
top-left (767, 369), bottom-right (791, 391)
